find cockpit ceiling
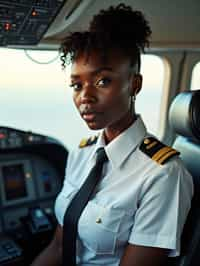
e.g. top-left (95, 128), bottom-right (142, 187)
top-left (1, 0), bottom-right (200, 50)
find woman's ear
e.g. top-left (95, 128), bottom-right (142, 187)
top-left (132, 73), bottom-right (142, 95)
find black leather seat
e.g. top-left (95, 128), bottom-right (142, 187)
top-left (167, 90), bottom-right (200, 266)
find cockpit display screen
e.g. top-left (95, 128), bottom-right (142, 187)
top-left (2, 164), bottom-right (27, 201)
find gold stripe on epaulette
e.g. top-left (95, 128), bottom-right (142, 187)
top-left (79, 135), bottom-right (98, 148)
top-left (140, 137), bottom-right (180, 165)
top-left (157, 149), bottom-right (178, 164)
top-left (79, 138), bottom-right (87, 148)
top-left (90, 135), bottom-right (96, 142)
top-left (146, 141), bottom-right (158, 150)
top-left (152, 146), bottom-right (172, 162)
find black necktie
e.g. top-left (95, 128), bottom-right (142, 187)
top-left (62, 147), bottom-right (108, 266)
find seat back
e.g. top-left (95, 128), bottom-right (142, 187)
top-left (167, 90), bottom-right (200, 266)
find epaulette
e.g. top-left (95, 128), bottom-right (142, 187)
top-left (79, 135), bottom-right (98, 148)
top-left (140, 137), bottom-right (180, 165)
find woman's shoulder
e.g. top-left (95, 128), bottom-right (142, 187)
top-left (137, 135), bottom-right (193, 193)
top-left (139, 135), bottom-right (180, 166)
top-left (67, 135), bottom-right (98, 167)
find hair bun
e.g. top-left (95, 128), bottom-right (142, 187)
top-left (89, 4), bottom-right (152, 52)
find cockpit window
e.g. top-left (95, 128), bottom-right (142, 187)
top-left (0, 48), bottom-right (164, 150)
top-left (136, 55), bottom-right (164, 136)
top-left (191, 62), bottom-right (200, 90)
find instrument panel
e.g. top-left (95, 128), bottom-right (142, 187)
top-left (0, 127), bottom-right (68, 265)
top-left (0, 152), bottom-right (61, 232)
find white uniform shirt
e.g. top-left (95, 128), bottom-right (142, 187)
top-left (55, 116), bottom-right (194, 266)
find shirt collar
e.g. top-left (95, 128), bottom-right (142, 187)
top-left (94, 115), bottom-right (147, 169)
top-left (89, 130), bottom-right (106, 163)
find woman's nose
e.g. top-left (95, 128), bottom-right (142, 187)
top-left (80, 83), bottom-right (96, 103)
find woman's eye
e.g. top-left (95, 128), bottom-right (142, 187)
top-left (69, 83), bottom-right (82, 91)
top-left (95, 77), bottom-right (111, 87)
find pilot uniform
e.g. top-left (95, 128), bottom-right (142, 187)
top-left (55, 115), bottom-right (194, 266)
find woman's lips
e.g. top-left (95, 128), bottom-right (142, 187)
top-left (82, 112), bottom-right (97, 121)
top-left (80, 105), bottom-right (101, 122)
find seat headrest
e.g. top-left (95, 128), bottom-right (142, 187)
top-left (169, 90), bottom-right (200, 141)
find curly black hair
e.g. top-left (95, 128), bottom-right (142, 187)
top-left (59, 3), bottom-right (152, 72)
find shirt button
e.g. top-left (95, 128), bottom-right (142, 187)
top-left (144, 138), bottom-right (150, 144)
top-left (96, 218), bottom-right (102, 224)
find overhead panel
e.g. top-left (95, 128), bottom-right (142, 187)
top-left (0, 0), bottom-right (66, 46)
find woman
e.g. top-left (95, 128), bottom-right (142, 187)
top-left (31, 3), bottom-right (193, 266)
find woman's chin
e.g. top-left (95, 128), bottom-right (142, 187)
top-left (86, 121), bottom-right (103, 130)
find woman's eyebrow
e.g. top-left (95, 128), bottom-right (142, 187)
top-left (93, 67), bottom-right (113, 75)
top-left (70, 67), bottom-right (113, 79)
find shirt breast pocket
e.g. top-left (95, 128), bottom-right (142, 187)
top-left (78, 201), bottom-right (124, 254)
top-left (54, 181), bottom-right (78, 225)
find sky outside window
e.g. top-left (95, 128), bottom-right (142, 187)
top-left (0, 48), bottom-right (164, 150)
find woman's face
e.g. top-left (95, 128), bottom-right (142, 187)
top-left (70, 49), bottom-right (138, 141)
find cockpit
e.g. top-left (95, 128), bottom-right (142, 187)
top-left (1, 1), bottom-right (200, 265)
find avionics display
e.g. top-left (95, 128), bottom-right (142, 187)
top-left (2, 164), bottom-right (27, 201)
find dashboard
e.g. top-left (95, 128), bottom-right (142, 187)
top-left (0, 127), bottom-right (68, 265)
